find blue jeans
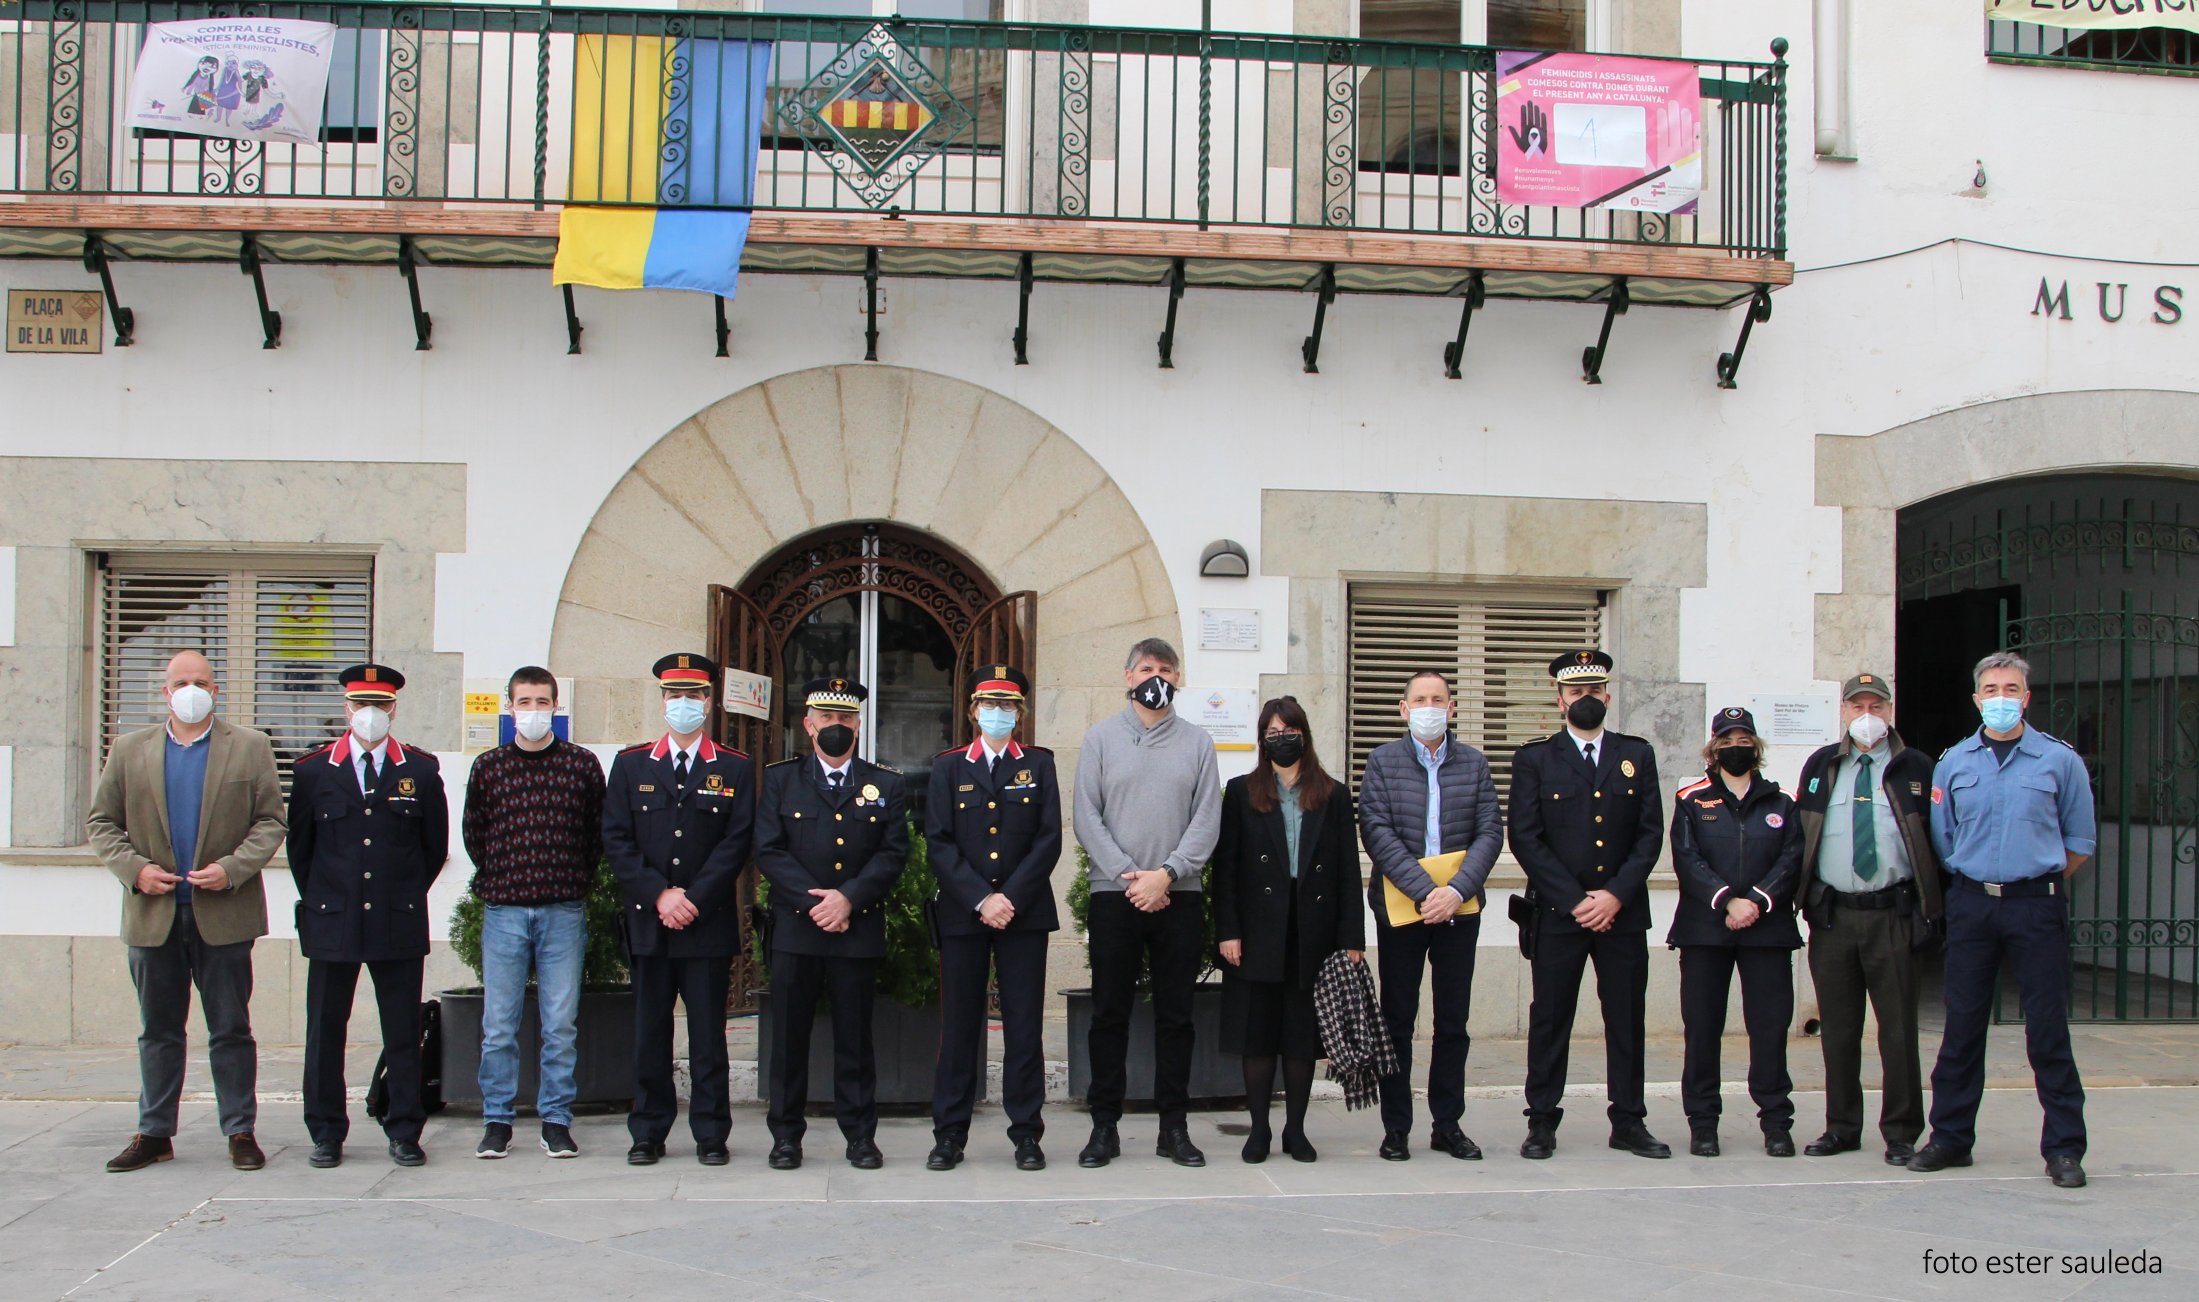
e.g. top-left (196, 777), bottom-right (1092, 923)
top-left (479, 901), bottom-right (587, 1126)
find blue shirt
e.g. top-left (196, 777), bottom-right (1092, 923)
top-left (1412, 736), bottom-right (1448, 859)
top-left (164, 726), bottom-right (212, 903)
top-left (1930, 727), bottom-right (2097, 883)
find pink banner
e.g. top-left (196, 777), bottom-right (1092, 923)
top-left (1495, 51), bottom-right (1701, 213)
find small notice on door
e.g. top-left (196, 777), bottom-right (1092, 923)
top-left (7, 289), bottom-right (103, 353)
top-left (723, 668), bottom-right (772, 720)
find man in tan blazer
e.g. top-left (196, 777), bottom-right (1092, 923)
top-left (86, 650), bottom-right (287, 1172)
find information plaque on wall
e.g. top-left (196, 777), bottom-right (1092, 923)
top-left (1199, 608), bottom-right (1260, 652)
top-left (7, 289), bottom-right (103, 354)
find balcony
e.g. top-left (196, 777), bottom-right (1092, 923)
top-left (2, 3), bottom-right (1792, 369)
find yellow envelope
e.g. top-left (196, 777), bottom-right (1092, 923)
top-left (1383, 850), bottom-right (1483, 927)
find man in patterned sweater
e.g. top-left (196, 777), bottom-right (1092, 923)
top-left (461, 666), bottom-right (606, 1158)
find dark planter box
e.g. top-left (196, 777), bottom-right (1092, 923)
top-left (754, 991), bottom-right (972, 1108)
top-left (1063, 983), bottom-right (1240, 1104)
top-left (437, 986), bottom-right (636, 1112)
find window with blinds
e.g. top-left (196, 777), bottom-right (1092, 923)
top-left (98, 553), bottom-right (374, 795)
top-left (1346, 582), bottom-right (1604, 802)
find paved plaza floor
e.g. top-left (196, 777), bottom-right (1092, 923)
top-left (3, 1077), bottom-right (2193, 1302)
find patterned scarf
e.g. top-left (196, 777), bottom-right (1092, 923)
top-left (1314, 950), bottom-right (1399, 1111)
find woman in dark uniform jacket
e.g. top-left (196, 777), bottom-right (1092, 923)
top-left (1668, 706), bottom-right (1803, 1158)
top-left (1212, 696), bottom-right (1364, 1163)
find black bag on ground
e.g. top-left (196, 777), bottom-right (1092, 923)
top-left (365, 998), bottom-right (446, 1119)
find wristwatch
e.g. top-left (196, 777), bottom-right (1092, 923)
top-left (1161, 865), bottom-right (1180, 883)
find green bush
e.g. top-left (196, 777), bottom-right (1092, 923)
top-left (1067, 845), bottom-right (1221, 985)
top-left (449, 859), bottom-right (631, 990)
top-left (750, 816), bottom-right (942, 1008)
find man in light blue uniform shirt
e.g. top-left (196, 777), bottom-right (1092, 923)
top-left (1909, 651), bottom-right (2096, 1189)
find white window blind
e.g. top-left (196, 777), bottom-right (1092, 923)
top-left (1346, 582), bottom-right (1604, 802)
top-left (98, 553), bottom-right (374, 795)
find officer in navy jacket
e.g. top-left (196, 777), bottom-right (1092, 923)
top-left (755, 676), bottom-right (909, 1170)
top-left (602, 652), bottom-right (755, 1167)
top-left (1506, 650), bottom-right (1669, 1161)
top-left (287, 663), bottom-right (448, 1168)
top-left (924, 666), bottom-right (1062, 1172)
top-left (1666, 707), bottom-right (1803, 1158)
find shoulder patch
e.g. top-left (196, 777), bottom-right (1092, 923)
top-left (872, 763), bottom-right (902, 775)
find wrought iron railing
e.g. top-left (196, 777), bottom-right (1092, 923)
top-left (1987, 17), bottom-right (2199, 74)
top-left (3, 3), bottom-right (1788, 257)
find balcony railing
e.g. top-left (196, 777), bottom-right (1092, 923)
top-left (1988, 17), bottom-right (2199, 75)
top-left (3, 2), bottom-right (1787, 258)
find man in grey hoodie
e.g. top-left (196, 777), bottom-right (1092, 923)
top-left (1074, 637), bottom-right (1222, 1169)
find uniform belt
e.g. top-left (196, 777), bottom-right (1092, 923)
top-left (1952, 873), bottom-right (2059, 899)
top-left (1827, 883), bottom-right (1909, 910)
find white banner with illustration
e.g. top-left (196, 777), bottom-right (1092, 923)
top-left (1987, 1), bottom-right (2199, 32)
top-left (126, 19), bottom-right (340, 145)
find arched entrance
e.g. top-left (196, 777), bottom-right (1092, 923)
top-left (708, 521), bottom-right (1035, 805)
top-left (1895, 472), bottom-right (2199, 1021)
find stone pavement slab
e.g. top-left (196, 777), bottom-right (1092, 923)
top-left (4, 1086), bottom-right (2193, 1302)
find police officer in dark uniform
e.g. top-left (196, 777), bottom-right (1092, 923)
top-left (925, 666), bottom-right (1062, 1173)
top-left (289, 664), bottom-right (449, 1169)
top-left (1507, 650), bottom-right (1670, 1160)
top-left (603, 652), bottom-right (755, 1167)
top-left (757, 677), bottom-right (909, 1170)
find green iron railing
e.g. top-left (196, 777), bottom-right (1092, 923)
top-left (1988, 16), bottom-right (2199, 75)
top-left (3, 2), bottom-right (1788, 257)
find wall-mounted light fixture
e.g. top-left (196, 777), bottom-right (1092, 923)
top-left (1199, 539), bottom-right (1250, 578)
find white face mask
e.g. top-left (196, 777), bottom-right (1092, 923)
top-left (168, 684), bottom-right (214, 726)
top-left (349, 705), bottom-right (391, 746)
top-left (514, 709), bottom-right (555, 743)
top-left (1847, 711), bottom-right (1890, 750)
top-left (1407, 706), bottom-right (1449, 743)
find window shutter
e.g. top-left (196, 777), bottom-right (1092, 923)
top-left (98, 553), bottom-right (374, 797)
top-left (1346, 583), bottom-right (1604, 804)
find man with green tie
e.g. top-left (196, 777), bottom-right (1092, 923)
top-left (1792, 673), bottom-right (1944, 1166)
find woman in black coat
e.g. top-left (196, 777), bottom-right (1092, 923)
top-left (1668, 706), bottom-right (1804, 1159)
top-left (1213, 696), bottom-right (1364, 1163)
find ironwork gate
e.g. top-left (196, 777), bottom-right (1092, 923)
top-left (1898, 489), bottom-right (2199, 1021)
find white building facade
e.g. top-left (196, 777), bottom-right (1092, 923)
top-left (2, 0), bottom-right (2194, 1043)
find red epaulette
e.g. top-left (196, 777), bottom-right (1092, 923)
top-left (1677, 777), bottom-right (1713, 799)
top-left (618, 741), bottom-right (652, 754)
top-left (300, 740), bottom-right (339, 761)
top-left (718, 746), bottom-right (751, 760)
top-left (937, 745), bottom-right (964, 757)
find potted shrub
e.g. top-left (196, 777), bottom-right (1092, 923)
top-left (439, 861), bottom-right (638, 1111)
top-left (1061, 848), bottom-right (1239, 1103)
top-left (752, 820), bottom-right (974, 1105)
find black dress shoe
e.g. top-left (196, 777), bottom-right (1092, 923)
top-left (1689, 1132), bottom-right (1720, 1158)
top-left (926, 1139), bottom-right (964, 1171)
top-left (308, 1141), bottom-right (343, 1169)
top-left (1240, 1125), bottom-right (1271, 1164)
top-left (1803, 1132), bottom-right (1860, 1157)
top-left (627, 1140), bottom-right (665, 1166)
top-left (1156, 1128), bottom-right (1206, 1167)
top-left (1281, 1128), bottom-right (1317, 1163)
top-left (1015, 1140), bottom-right (1046, 1171)
top-left (388, 1139), bottom-right (426, 1167)
top-left (1764, 1131), bottom-right (1797, 1158)
top-left (1884, 1142), bottom-right (1916, 1166)
top-left (767, 1141), bottom-right (802, 1171)
top-left (1520, 1128), bottom-right (1556, 1160)
top-left (696, 1142), bottom-right (730, 1167)
top-left (2046, 1155), bottom-right (2087, 1189)
top-left (1610, 1128), bottom-right (1672, 1159)
top-left (846, 1138), bottom-right (883, 1170)
top-left (1378, 1132), bottom-right (1412, 1162)
top-left (1077, 1124), bottom-right (1119, 1169)
top-left (1430, 1127), bottom-right (1482, 1160)
top-left (1905, 1142), bottom-right (1973, 1172)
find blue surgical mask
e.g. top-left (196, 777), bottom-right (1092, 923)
top-left (664, 697), bottom-right (708, 735)
top-left (976, 705), bottom-right (1017, 741)
top-left (1978, 697), bottom-right (2024, 733)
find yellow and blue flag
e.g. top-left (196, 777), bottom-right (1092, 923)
top-left (554, 35), bottom-right (774, 299)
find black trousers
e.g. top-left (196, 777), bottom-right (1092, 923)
top-left (129, 900), bottom-right (257, 1138)
top-left (934, 928), bottom-right (1049, 1145)
top-left (766, 950), bottom-right (881, 1145)
top-left (1808, 903), bottom-right (1922, 1146)
top-left (1524, 923), bottom-right (1648, 1130)
top-left (1678, 945), bottom-right (1796, 1133)
top-left (1085, 890), bottom-right (1203, 1129)
top-left (628, 953), bottom-right (732, 1146)
top-left (1374, 910), bottom-right (1481, 1137)
top-left (304, 957), bottom-right (423, 1144)
top-left (1928, 883), bottom-right (2086, 1159)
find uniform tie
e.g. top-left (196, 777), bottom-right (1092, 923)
top-left (1583, 741), bottom-right (1596, 770)
top-left (674, 753), bottom-right (690, 789)
top-left (365, 751), bottom-right (380, 794)
top-left (1851, 754), bottom-right (1880, 882)
top-left (830, 771), bottom-right (845, 791)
